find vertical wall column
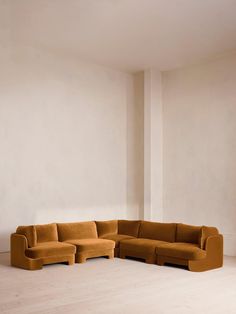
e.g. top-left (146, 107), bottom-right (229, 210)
top-left (127, 72), bottom-right (144, 219)
top-left (144, 69), bottom-right (163, 221)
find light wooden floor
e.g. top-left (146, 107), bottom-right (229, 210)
top-left (0, 253), bottom-right (236, 314)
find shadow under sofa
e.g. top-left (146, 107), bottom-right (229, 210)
top-left (11, 220), bottom-right (223, 272)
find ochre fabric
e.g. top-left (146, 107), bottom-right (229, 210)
top-left (200, 226), bottom-right (219, 249)
top-left (16, 225), bottom-right (37, 248)
top-left (35, 223), bottom-right (58, 243)
top-left (120, 238), bottom-right (168, 254)
top-left (11, 220), bottom-right (223, 271)
top-left (41, 255), bottom-right (75, 266)
top-left (100, 234), bottom-right (134, 247)
top-left (25, 241), bottom-right (76, 259)
top-left (139, 221), bottom-right (176, 242)
top-left (176, 223), bottom-right (202, 246)
top-left (76, 249), bottom-right (114, 263)
top-left (95, 220), bottom-right (118, 237)
top-left (189, 234), bottom-right (223, 271)
top-left (157, 242), bottom-right (206, 260)
top-left (11, 233), bottom-right (43, 270)
top-left (57, 221), bottom-right (98, 241)
top-left (157, 234), bottom-right (223, 272)
top-left (65, 238), bottom-right (115, 252)
top-left (118, 220), bottom-right (140, 237)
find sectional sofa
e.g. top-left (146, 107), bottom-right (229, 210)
top-left (11, 220), bottom-right (223, 272)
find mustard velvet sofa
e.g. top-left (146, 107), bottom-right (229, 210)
top-left (11, 220), bottom-right (223, 272)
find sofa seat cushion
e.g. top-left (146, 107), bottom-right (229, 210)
top-left (120, 238), bottom-right (168, 254)
top-left (65, 238), bottom-right (115, 252)
top-left (100, 234), bottom-right (134, 248)
top-left (157, 242), bottom-right (207, 260)
top-left (25, 241), bottom-right (76, 259)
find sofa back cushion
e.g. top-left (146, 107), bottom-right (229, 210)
top-left (35, 223), bottom-right (58, 243)
top-left (118, 220), bottom-right (140, 237)
top-left (176, 223), bottom-right (202, 246)
top-left (16, 225), bottom-right (37, 247)
top-left (138, 221), bottom-right (176, 242)
top-left (95, 220), bottom-right (118, 237)
top-left (57, 221), bottom-right (98, 241)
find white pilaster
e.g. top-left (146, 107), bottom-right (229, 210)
top-left (144, 69), bottom-right (163, 221)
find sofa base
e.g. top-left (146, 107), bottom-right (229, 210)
top-left (157, 255), bottom-right (223, 272)
top-left (41, 255), bottom-right (75, 266)
top-left (114, 248), bottom-right (119, 257)
top-left (75, 249), bottom-right (114, 263)
top-left (157, 255), bottom-right (189, 268)
top-left (119, 249), bottom-right (156, 264)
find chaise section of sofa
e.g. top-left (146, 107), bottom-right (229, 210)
top-left (57, 221), bottom-right (115, 263)
top-left (96, 220), bottom-right (140, 257)
top-left (156, 224), bottom-right (223, 271)
top-left (11, 223), bottom-right (76, 270)
top-left (119, 221), bottom-right (176, 264)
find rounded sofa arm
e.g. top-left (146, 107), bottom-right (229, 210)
top-left (188, 234), bottom-right (223, 272)
top-left (11, 233), bottom-right (43, 270)
top-left (205, 234), bottom-right (223, 252)
top-left (204, 234), bottom-right (223, 266)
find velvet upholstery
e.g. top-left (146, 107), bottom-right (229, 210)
top-left (156, 242), bottom-right (206, 260)
top-left (11, 233), bottom-right (74, 270)
top-left (157, 235), bottom-right (223, 272)
top-left (176, 223), bottom-right (202, 246)
top-left (100, 234), bottom-right (134, 248)
top-left (57, 221), bottom-right (98, 241)
top-left (120, 238), bottom-right (168, 264)
top-left (26, 241), bottom-right (76, 259)
top-left (200, 226), bottom-right (219, 249)
top-left (11, 220), bottom-right (223, 271)
top-left (95, 220), bottom-right (118, 237)
top-left (35, 223), bottom-right (58, 243)
top-left (16, 225), bottom-right (37, 247)
top-left (11, 233), bottom-right (43, 270)
top-left (139, 221), bottom-right (176, 242)
top-left (118, 220), bottom-right (140, 237)
top-left (65, 238), bottom-right (115, 263)
top-left (65, 238), bottom-right (115, 252)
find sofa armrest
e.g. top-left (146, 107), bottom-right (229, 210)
top-left (188, 234), bottom-right (223, 271)
top-left (11, 233), bottom-right (43, 270)
top-left (205, 234), bottom-right (223, 263)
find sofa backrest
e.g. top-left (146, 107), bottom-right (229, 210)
top-left (35, 223), bottom-right (58, 243)
top-left (118, 220), bottom-right (141, 237)
top-left (139, 221), bottom-right (176, 242)
top-left (176, 223), bottom-right (202, 246)
top-left (95, 220), bottom-right (118, 237)
top-left (57, 221), bottom-right (98, 241)
top-left (16, 225), bottom-right (37, 247)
